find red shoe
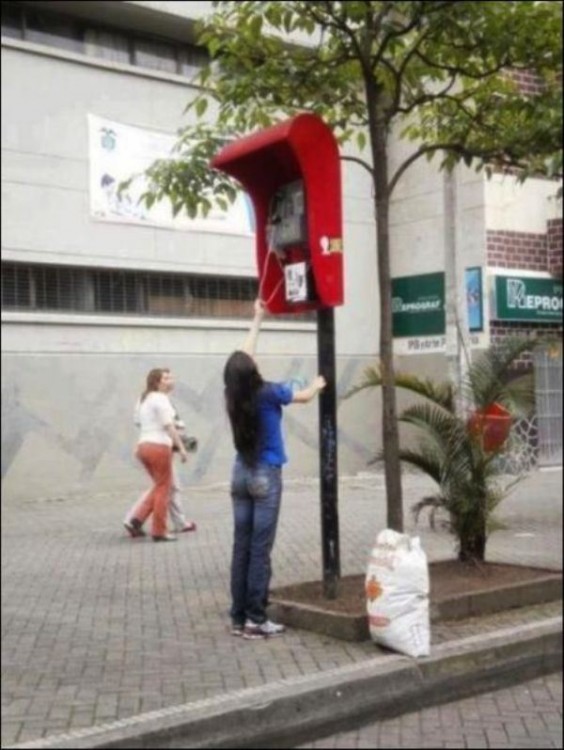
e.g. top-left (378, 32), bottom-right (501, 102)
top-left (180, 521), bottom-right (197, 533)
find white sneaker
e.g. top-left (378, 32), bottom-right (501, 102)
top-left (243, 619), bottom-right (286, 640)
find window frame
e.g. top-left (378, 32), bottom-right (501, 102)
top-left (1, 262), bottom-right (315, 323)
top-left (1, 1), bottom-right (208, 79)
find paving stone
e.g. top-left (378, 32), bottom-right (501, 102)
top-left (297, 673), bottom-right (563, 748)
top-left (1, 471), bottom-right (562, 747)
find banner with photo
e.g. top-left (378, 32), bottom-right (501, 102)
top-left (88, 114), bottom-right (254, 235)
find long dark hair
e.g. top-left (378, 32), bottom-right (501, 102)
top-left (223, 351), bottom-right (264, 465)
top-left (140, 368), bottom-right (169, 403)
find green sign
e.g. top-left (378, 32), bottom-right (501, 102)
top-left (493, 275), bottom-right (563, 323)
top-left (392, 273), bottom-right (445, 337)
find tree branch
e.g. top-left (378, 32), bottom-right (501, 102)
top-left (340, 154), bottom-right (375, 178)
top-left (388, 138), bottom-right (539, 196)
top-left (388, 143), bottom-right (463, 195)
top-left (397, 75), bottom-right (458, 115)
top-left (414, 49), bottom-right (510, 81)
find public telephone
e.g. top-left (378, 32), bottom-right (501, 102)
top-left (210, 113), bottom-right (343, 314)
top-left (266, 180), bottom-right (318, 304)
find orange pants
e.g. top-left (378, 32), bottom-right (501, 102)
top-left (135, 443), bottom-right (172, 537)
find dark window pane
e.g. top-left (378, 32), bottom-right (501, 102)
top-left (94, 270), bottom-right (139, 313)
top-left (84, 28), bottom-right (130, 64)
top-left (1, 3), bottom-right (23, 39)
top-left (35, 267), bottom-right (57, 309)
top-left (35, 266), bottom-right (84, 310)
top-left (178, 44), bottom-right (208, 78)
top-left (1, 264), bottom-right (31, 308)
top-left (133, 38), bottom-right (176, 73)
top-left (147, 275), bottom-right (191, 315)
top-left (25, 9), bottom-right (83, 54)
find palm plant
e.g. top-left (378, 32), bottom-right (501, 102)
top-left (347, 338), bottom-right (541, 563)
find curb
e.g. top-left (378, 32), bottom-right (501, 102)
top-left (269, 572), bottom-right (563, 642)
top-left (432, 574), bottom-right (563, 621)
top-left (10, 616), bottom-right (562, 750)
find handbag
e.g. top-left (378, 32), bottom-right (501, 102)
top-left (172, 411), bottom-right (198, 453)
top-left (174, 434), bottom-right (198, 453)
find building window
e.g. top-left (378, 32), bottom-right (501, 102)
top-left (1, 264), bottom-right (31, 308)
top-left (1, 2), bottom-right (208, 80)
top-left (133, 38), bottom-right (177, 74)
top-left (24, 7), bottom-right (84, 55)
top-left (84, 28), bottom-right (130, 65)
top-left (1, 1), bottom-right (22, 39)
top-left (178, 46), bottom-right (209, 79)
top-left (1, 263), bottom-right (313, 322)
top-left (534, 346), bottom-right (563, 467)
top-left (92, 269), bottom-right (140, 314)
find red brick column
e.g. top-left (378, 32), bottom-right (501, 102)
top-left (547, 218), bottom-right (562, 277)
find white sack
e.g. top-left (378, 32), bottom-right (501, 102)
top-left (365, 528), bottom-right (430, 658)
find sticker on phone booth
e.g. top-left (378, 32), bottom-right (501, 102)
top-left (284, 262), bottom-right (308, 302)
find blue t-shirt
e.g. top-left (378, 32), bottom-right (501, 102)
top-left (255, 382), bottom-right (293, 466)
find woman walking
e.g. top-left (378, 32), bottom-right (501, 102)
top-left (124, 410), bottom-right (197, 536)
top-left (125, 368), bottom-right (188, 542)
top-left (224, 300), bottom-right (326, 639)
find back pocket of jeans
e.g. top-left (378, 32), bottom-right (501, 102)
top-left (247, 470), bottom-right (270, 500)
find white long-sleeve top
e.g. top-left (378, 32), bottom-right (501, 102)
top-left (134, 392), bottom-right (175, 447)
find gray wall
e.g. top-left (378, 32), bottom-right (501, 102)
top-left (1, 346), bottom-right (379, 501)
top-left (1, 16), bottom-right (380, 502)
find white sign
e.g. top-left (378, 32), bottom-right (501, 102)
top-left (284, 262), bottom-right (308, 302)
top-left (506, 279), bottom-right (562, 313)
top-left (393, 331), bottom-right (488, 356)
top-left (88, 114), bottom-right (254, 235)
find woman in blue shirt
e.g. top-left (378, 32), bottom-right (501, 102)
top-left (224, 299), bottom-right (326, 640)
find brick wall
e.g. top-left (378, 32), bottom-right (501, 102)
top-left (547, 218), bottom-right (563, 277)
top-left (490, 321), bottom-right (562, 346)
top-left (487, 225), bottom-right (563, 364)
top-left (490, 321), bottom-right (562, 368)
top-left (487, 230), bottom-right (548, 271)
top-left (508, 69), bottom-right (546, 96)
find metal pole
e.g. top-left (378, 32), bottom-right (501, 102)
top-left (317, 306), bottom-right (340, 599)
top-left (443, 166), bottom-right (468, 415)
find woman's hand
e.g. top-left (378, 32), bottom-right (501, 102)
top-left (313, 375), bottom-right (327, 393)
top-left (179, 449), bottom-right (189, 463)
top-left (291, 375), bottom-right (327, 403)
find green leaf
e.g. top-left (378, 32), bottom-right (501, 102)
top-left (356, 131), bottom-right (367, 151)
top-left (195, 98), bottom-right (209, 118)
top-left (249, 14), bottom-right (263, 38)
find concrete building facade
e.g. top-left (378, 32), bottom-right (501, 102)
top-left (2, 0), bottom-right (561, 502)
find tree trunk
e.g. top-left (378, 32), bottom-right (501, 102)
top-left (371, 117), bottom-right (404, 532)
top-left (458, 532), bottom-right (486, 563)
top-left (458, 493), bottom-right (487, 563)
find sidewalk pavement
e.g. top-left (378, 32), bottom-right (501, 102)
top-left (1, 469), bottom-right (562, 749)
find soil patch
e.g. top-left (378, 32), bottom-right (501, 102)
top-left (271, 561), bottom-right (560, 615)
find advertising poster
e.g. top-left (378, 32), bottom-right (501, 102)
top-left (88, 114), bottom-right (254, 235)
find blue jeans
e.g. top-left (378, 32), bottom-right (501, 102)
top-left (230, 459), bottom-right (282, 626)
